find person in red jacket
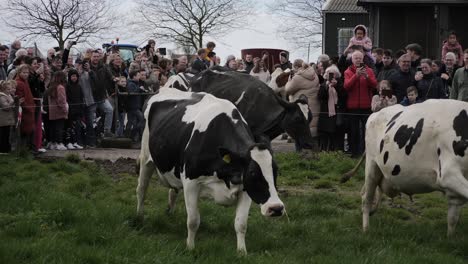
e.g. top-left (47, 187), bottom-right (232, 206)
top-left (15, 64), bottom-right (36, 152)
top-left (344, 50), bottom-right (377, 158)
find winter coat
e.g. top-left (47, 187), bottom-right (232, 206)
top-left (126, 79), bottom-right (143, 111)
top-left (191, 58), bottom-right (208, 74)
top-left (416, 73), bottom-right (446, 101)
top-left (371, 94), bottom-right (397, 112)
top-left (377, 63), bottom-right (397, 81)
top-left (0, 92), bottom-right (15, 126)
top-left (280, 61), bottom-right (292, 71)
top-left (387, 69), bottom-right (416, 102)
top-left (48, 84), bottom-right (68, 120)
top-left (250, 69), bottom-right (271, 84)
top-left (442, 41), bottom-right (464, 66)
top-left (28, 72), bottom-right (45, 99)
top-left (343, 65), bottom-right (377, 110)
top-left (317, 79), bottom-right (345, 133)
top-left (66, 78), bottom-right (84, 119)
top-left (450, 67), bottom-right (468, 102)
top-left (89, 63), bottom-right (114, 101)
top-left (286, 66), bottom-right (320, 136)
top-left (400, 97), bottom-right (422, 106)
top-left (15, 77), bottom-right (35, 134)
top-left (439, 64), bottom-right (460, 96)
top-left (244, 61), bottom-right (254, 74)
top-left (117, 84), bottom-right (128, 113)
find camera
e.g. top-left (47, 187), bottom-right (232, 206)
top-left (71, 41), bottom-right (77, 46)
top-left (328, 72), bottom-right (335, 81)
top-left (381, 89), bottom-right (393, 98)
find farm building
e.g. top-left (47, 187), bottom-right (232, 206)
top-left (322, 0), bottom-right (369, 57)
top-left (357, 0), bottom-right (468, 60)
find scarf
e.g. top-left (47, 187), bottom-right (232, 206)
top-left (328, 85), bottom-right (338, 117)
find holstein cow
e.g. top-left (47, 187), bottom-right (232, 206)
top-left (358, 100), bottom-right (468, 236)
top-left (137, 88), bottom-right (285, 254)
top-left (164, 66), bottom-right (314, 149)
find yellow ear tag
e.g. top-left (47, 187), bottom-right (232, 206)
top-left (223, 154), bottom-right (231, 164)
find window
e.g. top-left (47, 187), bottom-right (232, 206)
top-left (337, 28), bottom-right (354, 56)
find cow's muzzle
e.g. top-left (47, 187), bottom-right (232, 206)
top-left (266, 204), bottom-right (284, 217)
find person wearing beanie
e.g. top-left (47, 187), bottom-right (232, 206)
top-left (279, 51), bottom-right (292, 71)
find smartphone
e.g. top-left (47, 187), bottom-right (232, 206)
top-left (381, 89), bottom-right (393, 98)
top-left (328, 72), bottom-right (334, 81)
top-left (416, 66), bottom-right (422, 72)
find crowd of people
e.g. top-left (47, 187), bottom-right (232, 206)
top-left (0, 25), bottom-right (467, 157)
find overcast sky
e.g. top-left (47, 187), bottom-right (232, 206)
top-left (0, 0), bottom-right (322, 64)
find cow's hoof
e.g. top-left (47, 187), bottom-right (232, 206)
top-left (237, 248), bottom-right (247, 256)
top-left (165, 207), bottom-right (175, 215)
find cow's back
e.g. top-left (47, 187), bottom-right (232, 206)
top-left (191, 68), bottom-right (286, 136)
top-left (366, 100), bottom-right (468, 194)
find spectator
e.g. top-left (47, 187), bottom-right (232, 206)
top-left (0, 46), bottom-right (7, 80)
top-left (207, 51), bottom-right (217, 68)
top-left (8, 53), bottom-right (29, 79)
top-left (279, 51), bottom-right (292, 71)
top-left (225, 55), bottom-right (238, 70)
top-left (442, 31), bottom-right (464, 67)
top-left (0, 80), bottom-right (16, 153)
top-left (377, 49), bottom-right (397, 81)
top-left (371, 80), bottom-right (397, 112)
top-left (440, 52), bottom-right (460, 97)
top-left (116, 76), bottom-right (127, 137)
top-left (347, 25), bottom-right (374, 62)
top-left (318, 65), bottom-right (345, 151)
top-left (15, 64), bottom-right (36, 152)
top-left (415, 58), bottom-right (446, 100)
top-left (236, 59), bottom-right (245, 72)
top-left (338, 45), bottom-right (376, 75)
top-left (204, 41), bottom-right (216, 67)
top-left (250, 56), bottom-right (271, 84)
top-left (450, 49), bottom-right (468, 102)
top-left (372, 48), bottom-right (384, 75)
top-left (431, 60), bottom-right (442, 75)
top-left (126, 70), bottom-right (144, 143)
top-left (89, 50), bottom-right (114, 137)
top-left (147, 66), bottom-right (161, 92)
top-left (177, 56), bottom-right (188, 73)
top-left (191, 48), bottom-right (208, 74)
top-left (26, 56), bottom-right (46, 153)
top-left (47, 71), bottom-right (68, 150)
top-left (244, 54), bottom-right (254, 73)
top-left (286, 59), bottom-right (320, 144)
top-left (400, 86), bottom-right (421, 106)
top-left (406, 43), bottom-right (423, 72)
top-left (8, 39), bottom-right (21, 65)
top-left (343, 51), bottom-right (377, 158)
top-left (65, 69), bottom-right (84, 149)
top-left (78, 58), bottom-right (97, 147)
top-left (387, 54), bottom-right (415, 102)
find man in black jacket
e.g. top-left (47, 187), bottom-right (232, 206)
top-left (191, 49), bottom-right (207, 74)
top-left (387, 54), bottom-right (415, 102)
top-left (89, 50), bottom-right (115, 137)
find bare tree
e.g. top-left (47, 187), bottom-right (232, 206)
top-left (4, 0), bottom-right (115, 50)
top-left (269, 0), bottom-right (326, 51)
top-left (134, 0), bottom-right (253, 51)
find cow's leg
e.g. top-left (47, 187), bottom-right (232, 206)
top-left (447, 197), bottom-right (464, 237)
top-left (234, 191), bottom-right (252, 255)
top-left (136, 159), bottom-right (154, 219)
top-left (166, 188), bottom-right (179, 214)
top-left (183, 179), bottom-right (200, 250)
top-left (362, 160), bottom-right (382, 232)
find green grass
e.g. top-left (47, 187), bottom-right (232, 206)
top-left (0, 152), bottom-right (467, 263)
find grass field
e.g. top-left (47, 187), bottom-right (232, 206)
top-left (1, 152), bottom-right (467, 264)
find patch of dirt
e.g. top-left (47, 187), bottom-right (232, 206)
top-left (94, 158), bottom-right (137, 179)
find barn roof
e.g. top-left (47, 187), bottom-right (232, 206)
top-left (358, 0), bottom-right (465, 4)
top-left (323, 0), bottom-right (367, 13)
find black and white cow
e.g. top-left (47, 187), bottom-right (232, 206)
top-left (136, 88), bottom-right (285, 254)
top-left (362, 100), bottom-right (468, 235)
top-left (164, 67), bottom-right (314, 149)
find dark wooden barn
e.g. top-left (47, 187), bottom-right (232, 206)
top-left (358, 0), bottom-right (468, 60)
top-left (322, 0), bottom-right (369, 57)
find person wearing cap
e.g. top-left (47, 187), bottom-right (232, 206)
top-left (279, 51), bottom-right (292, 71)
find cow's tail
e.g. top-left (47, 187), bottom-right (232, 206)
top-left (340, 152), bottom-right (366, 183)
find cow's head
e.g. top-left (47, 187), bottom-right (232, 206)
top-left (218, 144), bottom-right (284, 217)
top-left (280, 95), bottom-right (314, 149)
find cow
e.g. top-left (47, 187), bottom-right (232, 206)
top-left (358, 100), bottom-right (468, 236)
top-left (163, 67), bottom-right (314, 149)
top-left (136, 88), bottom-right (285, 254)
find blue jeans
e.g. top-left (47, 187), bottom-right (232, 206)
top-left (85, 99), bottom-right (114, 145)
